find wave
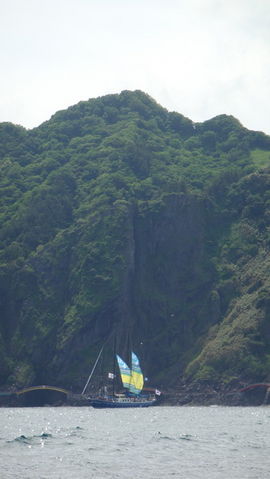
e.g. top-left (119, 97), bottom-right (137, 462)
top-left (13, 435), bottom-right (31, 445)
top-left (7, 432), bottom-right (53, 445)
top-left (155, 432), bottom-right (194, 441)
top-left (35, 432), bottom-right (53, 438)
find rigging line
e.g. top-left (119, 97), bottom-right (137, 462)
top-left (81, 343), bottom-right (105, 395)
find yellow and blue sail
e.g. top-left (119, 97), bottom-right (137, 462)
top-left (116, 352), bottom-right (144, 395)
top-left (130, 352), bottom-right (144, 394)
top-left (116, 355), bottom-right (131, 389)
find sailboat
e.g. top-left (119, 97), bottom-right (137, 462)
top-left (86, 350), bottom-right (159, 408)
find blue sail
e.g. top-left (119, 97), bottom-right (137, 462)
top-left (116, 355), bottom-right (131, 389)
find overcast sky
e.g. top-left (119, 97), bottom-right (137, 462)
top-left (1, 0), bottom-right (269, 134)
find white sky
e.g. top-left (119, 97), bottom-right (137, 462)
top-left (1, 0), bottom-right (269, 134)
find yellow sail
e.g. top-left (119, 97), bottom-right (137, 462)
top-left (129, 352), bottom-right (144, 394)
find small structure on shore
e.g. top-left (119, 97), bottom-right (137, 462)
top-left (239, 383), bottom-right (270, 405)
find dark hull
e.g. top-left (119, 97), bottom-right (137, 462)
top-left (89, 397), bottom-right (157, 408)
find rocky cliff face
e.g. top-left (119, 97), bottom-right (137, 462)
top-left (6, 191), bottom-right (214, 389)
top-left (132, 193), bottom-right (215, 379)
top-left (1, 90), bottom-right (270, 392)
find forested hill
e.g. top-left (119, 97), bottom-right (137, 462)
top-left (1, 89), bottom-right (270, 392)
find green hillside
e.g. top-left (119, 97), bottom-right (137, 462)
top-left (1, 90), bottom-right (270, 392)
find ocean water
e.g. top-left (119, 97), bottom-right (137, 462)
top-left (0, 406), bottom-right (269, 479)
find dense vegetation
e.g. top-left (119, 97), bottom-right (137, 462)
top-left (1, 90), bottom-right (270, 391)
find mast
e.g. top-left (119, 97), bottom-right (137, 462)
top-left (112, 333), bottom-right (116, 396)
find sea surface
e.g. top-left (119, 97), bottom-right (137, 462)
top-left (0, 406), bottom-right (269, 478)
